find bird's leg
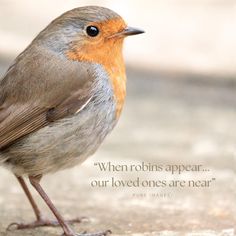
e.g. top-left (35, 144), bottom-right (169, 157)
top-left (7, 175), bottom-right (82, 231)
top-left (29, 175), bottom-right (75, 236)
top-left (7, 175), bottom-right (110, 236)
top-left (29, 175), bottom-right (111, 236)
top-left (16, 175), bottom-right (42, 220)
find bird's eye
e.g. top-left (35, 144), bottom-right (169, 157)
top-left (86, 26), bottom-right (100, 37)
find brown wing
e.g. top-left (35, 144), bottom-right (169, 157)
top-left (0, 46), bottom-right (95, 150)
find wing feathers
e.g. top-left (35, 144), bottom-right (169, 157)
top-left (0, 47), bottom-right (95, 150)
top-left (0, 107), bottom-right (47, 149)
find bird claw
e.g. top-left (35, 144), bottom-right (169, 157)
top-left (6, 216), bottom-right (86, 231)
top-left (62, 229), bottom-right (112, 236)
top-left (75, 230), bottom-right (112, 236)
top-left (6, 222), bottom-right (20, 231)
top-left (6, 219), bottom-right (58, 231)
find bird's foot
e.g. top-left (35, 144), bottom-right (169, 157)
top-left (63, 230), bottom-right (112, 236)
top-left (7, 216), bottom-right (86, 230)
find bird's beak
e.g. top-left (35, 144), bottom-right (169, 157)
top-left (121, 26), bottom-right (145, 36)
top-left (109, 26), bottom-right (145, 39)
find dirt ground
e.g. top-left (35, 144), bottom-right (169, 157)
top-left (0, 64), bottom-right (235, 236)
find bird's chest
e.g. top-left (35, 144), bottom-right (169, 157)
top-left (107, 66), bottom-right (126, 118)
top-left (66, 39), bottom-right (127, 118)
top-left (101, 55), bottom-right (127, 118)
top-left (70, 64), bottom-right (119, 141)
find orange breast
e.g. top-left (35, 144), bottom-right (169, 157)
top-left (100, 46), bottom-right (126, 118)
top-left (66, 22), bottom-right (127, 118)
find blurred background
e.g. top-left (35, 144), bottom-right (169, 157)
top-left (1, 0), bottom-right (236, 77)
top-left (0, 1), bottom-right (235, 236)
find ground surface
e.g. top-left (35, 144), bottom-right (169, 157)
top-left (0, 63), bottom-right (235, 236)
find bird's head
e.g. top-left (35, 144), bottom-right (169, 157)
top-left (36, 6), bottom-right (144, 64)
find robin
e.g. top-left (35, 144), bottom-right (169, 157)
top-left (0, 5), bottom-right (144, 236)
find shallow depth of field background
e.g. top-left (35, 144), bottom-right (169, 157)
top-left (0, 1), bottom-right (235, 236)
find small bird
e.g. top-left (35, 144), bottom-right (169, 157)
top-left (0, 5), bottom-right (144, 236)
